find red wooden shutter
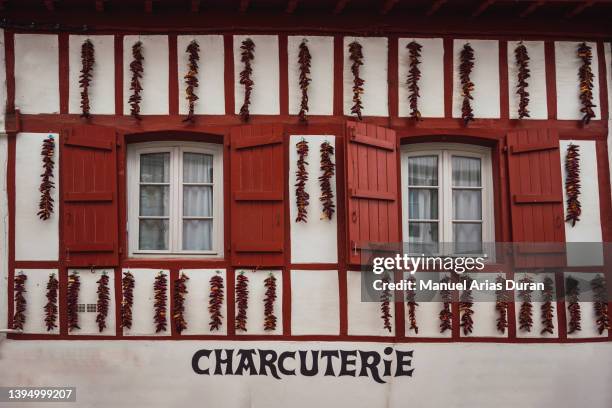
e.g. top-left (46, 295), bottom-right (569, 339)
top-left (62, 124), bottom-right (118, 267)
top-left (345, 121), bottom-right (400, 265)
top-left (230, 124), bottom-right (284, 266)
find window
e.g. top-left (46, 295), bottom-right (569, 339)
top-left (401, 143), bottom-right (494, 254)
top-left (127, 142), bottom-right (224, 257)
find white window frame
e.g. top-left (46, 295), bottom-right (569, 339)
top-left (400, 143), bottom-right (494, 255)
top-left (127, 141), bottom-right (224, 258)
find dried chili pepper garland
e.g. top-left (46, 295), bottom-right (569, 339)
top-left (38, 135), bottom-right (55, 220)
top-left (173, 273), bottom-right (189, 334)
top-left (380, 273), bottom-right (392, 332)
top-left (128, 41), bottom-right (144, 120)
top-left (590, 275), bottom-right (609, 335)
top-left (44, 273), bottom-right (59, 331)
top-left (12, 272), bottom-right (27, 331)
top-left (95, 273), bottom-right (110, 333)
top-left (239, 38), bottom-right (255, 122)
top-left (564, 144), bottom-right (581, 227)
top-left (439, 276), bottom-right (453, 333)
top-left (121, 271), bottom-right (135, 329)
top-left (79, 39), bottom-right (95, 118)
top-left (540, 276), bottom-right (555, 335)
top-left (517, 275), bottom-right (534, 332)
top-left (67, 271), bottom-right (80, 331)
top-left (460, 275), bottom-right (475, 335)
top-left (495, 275), bottom-right (509, 334)
top-left (577, 42), bottom-right (596, 125)
top-left (235, 272), bottom-right (249, 331)
top-left (459, 43), bottom-right (475, 125)
top-left (208, 272), bottom-right (224, 331)
top-left (298, 39), bottom-right (312, 123)
top-left (566, 276), bottom-right (581, 334)
top-left (515, 42), bottom-right (531, 119)
top-left (406, 275), bottom-right (419, 334)
top-left (319, 141), bottom-right (335, 220)
top-left (295, 139), bottom-right (310, 223)
top-left (406, 41), bottom-right (423, 120)
top-left (263, 273), bottom-right (278, 331)
top-left (348, 40), bottom-right (365, 120)
top-left (183, 40), bottom-right (200, 123)
top-left (153, 271), bottom-right (168, 333)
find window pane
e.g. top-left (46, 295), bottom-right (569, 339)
top-left (409, 189), bottom-right (438, 220)
top-left (408, 156), bottom-right (438, 186)
top-left (139, 185), bottom-right (169, 216)
top-left (408, 222), bottom-right (439, 254)
top-left (184, 153), bottom-right (213, 183)
top-left (183, 186), bottom-right (213, 217)
top-left (452, 156), bottom-right (481, 187)
top-left (183, 219), bottom-right (212, 251)
top-left (140, 153), bottom-right (170, 183)
top-left (139, 219), bottom-right (169, 250)
top-left (453, 189), bottom-right (482, 220)
top-left (453, 223), bottom-right (482, 254)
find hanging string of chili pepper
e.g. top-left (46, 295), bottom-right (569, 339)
top-left (406, 275), bottom-right (418, 334)
top-left (12, 272), bottom-right (27, 331)
top-left (566, 276), bottom-right (581, 334)
top-left (153, 271), bottom-right (167, 333)
top-left (183, 40), bottom-right (200, 123)
top-left (590, 275), bottom-right (609, 335)
top-left (235, 272), bottom-right (249, 331)
top-left (439, 276), bottom-right (452, 333)
top-left (129, 41), bottom-right (144, 120)
top-left (79, 39), bottom-right (95, 118)
top-left (518, 275), bottom-right (534, 332)
top-left (44, 273), bottom-right (58, 332)
top-left (495, 275), bottom-right (509, 334)
top-left (295, 139), bottom-right (310, 222)
top-left (577, 42), bottom-right (596, 125)
top-left (515, 42), bottom-right (530, 119)
top-left (37, 135), bottom-right (55, 221)
top-left (173, 272), bottom-right (189, 334)
top-left (406, 41), bottom-right (422, 120)
top-left (67, 271), bottom-right (80, 332)
top-left (121, 271), bottom-right (135, 329)
top-left (209, 272), bottom-right (224, 331)
top-left (460, 275), bottom-right (475, 335)
top-left (95, 273), bottom-right (110, 333)
top-left (298, 39), bottom-right (312, 123)
top-left (239, 38), bottom-right (255, 122)
top-left (263, 273), bottom-right (277, 331)
top-left (348, 40), bottom-right (364, 120)
top-left (380, 273), bottom-right (392, 332)
top-left (459, 43), bottom-right (475, 125)
top-left (565, 143), bottom-right (581, 227)
top-left (540, 276), bottom-right (555, 335)
top-left (319, 141), bottom-right (335, 220)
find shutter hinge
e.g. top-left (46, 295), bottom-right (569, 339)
top-left (503, 145), bottom-right (508, 153)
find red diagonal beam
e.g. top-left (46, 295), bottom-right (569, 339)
top-left (239, 0), bottom-right (250, 13)
top-left (519, 0), bottom-right (545, 18)
top-left (334, 0), bottom-right (351, 14)
top-left (426, 0), bottom-right (447, 16)
top-left (286, 0), bottom-right (299, 14)
top-left (380, 0), bottom-right (399, 15)
top-left (565, 0), bottom-right (596, 19)
top-left (472, 0), bottom-right (496, 17)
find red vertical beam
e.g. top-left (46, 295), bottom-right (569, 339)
top-left (168, 34), bottom-right (178, 116)
top-left (5, 31), bottom-right (15, 113)
top-left (169, 268), bottom-right (178, 337)
top-left (387, 35), bottom-right (399, 120)
top-left (282, 268), bottom-right (291, 335)
top-left (6, 133), bottom-right (16, 329)
top-left (59, 33), bottom-right (69, 114)
top-left (279, 34), bottom-right (289, 117)
top-left (499, 40), bottom-right (510, 120)
top-left (555, 271), bottom-right (567, 340)
top-left (596, 41), bottom-right (609, 121)
top-left (443, 38), bottom-right (454, 118)
top-left (544, 41), bottom-right (557, 120)
top-left (333, 35), bottom-right (344, 116)
top-left (596, 139), bottom-right (612, 242)
top-left (114, 267), bottom-right (123, 337)
top-left (114, 35), bottom-right (124, 115)
top-left (224, 34), bottom-right (235, 116)
top-left (226, 268), bottom-right (236, 336)
top-left (338, 269), bottom-right (347, 335)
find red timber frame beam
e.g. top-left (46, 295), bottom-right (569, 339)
top-left (43, 0), bottom-right (56, 12)
top-left (95, 0), bottom-right (106, 13)
top-left (334, 0), bottom-right (351, 15)
top-left (239, 0), bottom-right (250, 14)
top-left (286, 0), bottom-right (299, 14)
top-left (565, 0), bottom-right (597, 19)
top-left (380, 0), bottom-right (399, 15)
top-left (426, 0), bottom-right (447, 16)
top-left (191, 0), bottom-right (201, 13)
top-left (472, 0), bottom-right (496, 17)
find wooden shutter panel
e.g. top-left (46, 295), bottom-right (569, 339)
top-left (230, 124), bottom-right (284, 266)
top-left (62, 124), bottom-right (118, 267)
top-left (345, 121), bottom-right (400, 265)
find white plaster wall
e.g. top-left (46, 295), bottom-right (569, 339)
top-left (123, 35), bottom-right (169, 115)
top-left (289, 135), bottom-right (338, 263)
top-left (0, 29), bottom-right (6, 132)
top-left (398, 38), bottom-right (445, 118)
top-left (288, 36), bottom-right (334, 116)
top-left (343, 36), bottom-right (388, 117)
top-left (67, 269), bottom-right (116, 336)
top-left (177, 35), bottom-right (225, 115)
top-left (347, 270), bottom-right (394, 336)
top-left (180, 269), bottom-right (227, 335)
top-left (14, 34), bottom-right (59, 114)
top-left (564, 272), bottom-right (609, 338)
top-left (0, 133), bottom-right (6, 331)
top-left (122, 269), bottom-right (170, 336)
top-left (233, 35), bottom-right (280, 115)
top-left (507, 41), bottom-right (548, 119)
top-left (403, 272), bottom-right (451, 338)
top-left (291, 270), bottom-right (339, 335)
top-left (13, 269), bottom-right (59, 334)
top-left (514, 272), bottom-right (559, 339)
top-left (68, 35), bottom-right (115, 115)
top-left (235, 269), bottom-right (283, 335)
top-left (15, 133), bottom-right (59, 261)
top-left (459, 273), bottom-right (508, 338)
top-left (555, 41), bottom-right (601, 120)
top-left (452, 39), bottom-right (500, 119)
